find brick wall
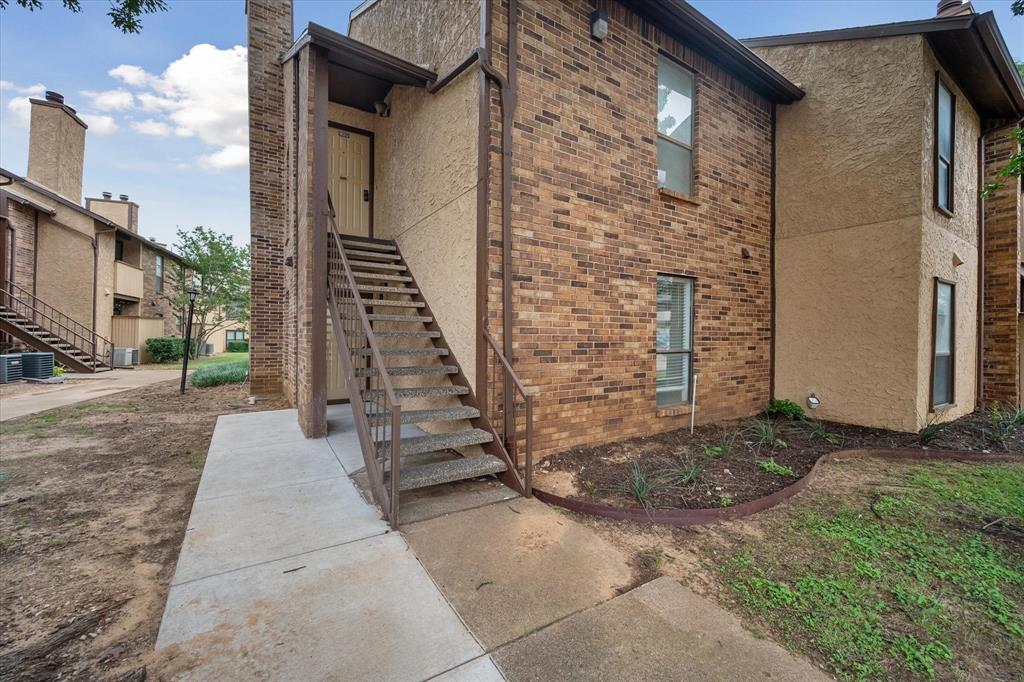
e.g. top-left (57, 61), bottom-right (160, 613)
top-left (982, 128), bottom-right (1022, 404)
top-left (489, 0), bottom-right (774, 457)
top-left (140, 245), bottom-right (180, 337)
top-left (247, 0), bottom-right (292, 397)
top-left (6, 201), bottom-right (36, 293)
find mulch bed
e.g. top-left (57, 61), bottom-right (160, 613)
top-left (536, 409), bottom-right (1023, 511)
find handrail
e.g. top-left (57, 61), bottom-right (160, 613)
top-left (326, 194), bottom-right (403, 528)
top-left (483, 327), bottom-right (533, 496)
top-left (1, 280), bottom-right (112, 368)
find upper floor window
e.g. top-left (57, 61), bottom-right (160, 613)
top-left (155, 254), bottom-right (164, 293)
top-left (657, 54), bottom-right (694, 197)
top-left (935, 76), bottom-right (955, 214)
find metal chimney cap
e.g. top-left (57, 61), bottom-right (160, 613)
top-left (102, 191), bottom-right (112, 199)
top-left (936, 0), bottom-right (966, 16)
top-left (44, 91), bottom-right (64, 104)
top-left (119, 194), bottom-right (129, 201)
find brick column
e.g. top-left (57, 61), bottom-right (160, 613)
top-left (247, 0), bottom-right (292, 397)
top-left (982, 127), bottom-right (1022, 405)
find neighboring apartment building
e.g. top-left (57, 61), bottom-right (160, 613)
top-left (0, 91), bottom-right (184, 368)
top-left (746, 0), bottom-right (1024, 431)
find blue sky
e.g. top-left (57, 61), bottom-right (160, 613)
top-left (1, 0), bottom-right (1020, 249)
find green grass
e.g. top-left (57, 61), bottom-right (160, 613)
top-left (149, 352), bottom-right (250, 371)
top-left (190, 360), bottom-right (249, 388)
top-left (719, 462), bottom-right (1024, 681)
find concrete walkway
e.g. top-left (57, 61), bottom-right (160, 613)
top-left (154, 405), bottom-right (503, 681)
top-left (0, 369), bottom-right (178, 421)
top-left (156, 405), bottom-right (827, 681)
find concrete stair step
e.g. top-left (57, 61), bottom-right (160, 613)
top-left (390, 454), bottom-right (506, 492)
top-left (355, 284), bottom-right (418, 295)
top-left (347, 260), bottom-right (407, 271)
top-left (351, 271), bottom-right (413, 283)
top-left (365, 385), bottom-right (469, 400)
top-left (354, 365), bottom-right (457, 377)
top-left (344, 249), bottom-right (402, 261)
top-left (345, 313), bottom-right (432, 323)
top-left (366, 405), bottom-right (481, 424)
top-left (341, 239), bottom-right (396, 252)
top-left (382, 428), bottom-right (494, 457)
top-left (360, 298), bottom-right (424, 309)
top-left (353, 347), bottom-right (448, 357)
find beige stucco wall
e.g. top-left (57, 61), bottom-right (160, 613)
top-left (349, 0), bottom-right (478, 73)
top-left (326, 68), bottom-right (479, 386)
top-left (34, 217), bottom-right (95, 334)
top-left (756, 35), bottom-right (981, 432)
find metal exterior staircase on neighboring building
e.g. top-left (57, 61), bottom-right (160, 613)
top-left (327, 204), bottom-right (533, 529)
top-left (0, 281), bottom-right (113, 373)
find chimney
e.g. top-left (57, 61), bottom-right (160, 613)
top-left (27, 91), bottom-right (87, 202)
top-left (84, 191), bottom-right (140, 233)
top-left (936, 0), bottom-right (974, 17)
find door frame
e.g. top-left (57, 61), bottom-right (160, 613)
top-left (327, 121), bottom-right (374, 238)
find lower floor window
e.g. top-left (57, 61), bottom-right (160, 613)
top-left (227, 329), bottom-right (248, 342)
top-left (656, 274), bottom-right (694, 407)
top-left (931, 279), bottom-right (954, 408)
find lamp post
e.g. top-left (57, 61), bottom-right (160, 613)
top-left (180, 285), bottom-right (199, 394)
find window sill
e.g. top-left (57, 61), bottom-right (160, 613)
top-left (934, 203), bottom-right (954, 219)
top-left (658, 187), bottom-right (701, 206)
top-left (656, 403), bottom-right (693, 418)
top-left (929, 402), bottom-right (956, 414)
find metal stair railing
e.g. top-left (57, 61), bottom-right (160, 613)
top-left (484, 328), bottom-right (534, 496)
top-left (0, 280), bottom-right (113, 369)
top-left (326, 196), bottom-right (403, 529)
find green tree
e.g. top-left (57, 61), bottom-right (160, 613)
top-left (164, 227), bottom-right (250, 359)
top-left (0, 0), bottom-right (167, 33)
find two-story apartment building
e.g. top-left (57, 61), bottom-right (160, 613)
top-left (0, 91), bottom-right (186, 368)
top-left (746, 0), bottom-right (1024, 431)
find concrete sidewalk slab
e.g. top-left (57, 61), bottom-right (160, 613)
top-left (0, 369), bottom-right (177, 421)
top-left (431, 656), bottom-right (506, 681)
top-left (194, 438), bottom-right (341, 501)
top-left (157, 533), bottom-right (485, 681)
top-left (403, 497), bottom-right (632, 648)
top-left (172, 475), bottom-right (387, 585)
top-left (492, 576), bottom-right (829, 681)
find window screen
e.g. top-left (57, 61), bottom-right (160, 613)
top-left (656, 274), bottom-right (694, 407)
top-left (657, 56), bottom-right (694, 195)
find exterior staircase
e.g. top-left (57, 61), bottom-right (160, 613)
top-left (0, 281), bottom-right (112, 373)
top-left (327, 223), bottom-right (532, 528)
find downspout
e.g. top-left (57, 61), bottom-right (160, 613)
top-left (474, 0), bottom-right (517, 429)
top-left (474, 0), bottom-right (492, 406)
top-left (293, 51), bottom-right (301, 408)
top-left (976, 135), bottom-right (985, 406)
top-left (769, 102), bottom-right (777, 400)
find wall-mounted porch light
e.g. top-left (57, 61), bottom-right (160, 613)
top-left (374, 100), bottom-right (390, 117)
top-left (589, 8), bottom-right (608, 41)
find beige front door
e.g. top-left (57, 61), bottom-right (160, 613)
top-left (328, 125), bottom-right (371, 237)
top-left (327, 125), bottom-right (371, 403)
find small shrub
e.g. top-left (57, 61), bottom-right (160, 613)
top-left (191, 360), bottom-right (249, 388)
top-left (53, 366), bottom-right (65, 377)
top-left (757, 458), bottom-right (795, 477)
top-left (918, 415), bottom-right (945, 446)
top-left (804, 420), bottom-right (842, 447)
top-left (661, 461), bottom-right (704, 489)
top-left (766, 399), bottom-right (805, 421)
top-left (747, 418), bottom-right (787, 448)
top-left (984, 403), bottom-right (1023, 449)
top-left (226, 340), bottom-right (249, 353)
top-left (699, 430), bottom-right (737, 458)
top-left (717, 493), bottom-right (734, 507)
top-left (613, 462), bottom-right (665, 510)
top-left (145, 337), bottom-right (184, 363)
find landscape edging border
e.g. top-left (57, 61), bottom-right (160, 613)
top-left (531, 448), bottom-right (1024, 527)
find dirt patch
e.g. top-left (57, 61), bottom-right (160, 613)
top-left (0, 379), bottom-right (287, 681)
top-left (535, 409), bottom-right (1022, 512)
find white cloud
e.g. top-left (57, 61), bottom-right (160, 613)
top-left (80, 88), bottom-right (134, 111)
top-left (17, 83), bottom-right (45, 96)
top-left (132, 119), bottom-right (172, 136)
top-left (109, 44), bottom-right (248, 171)
top-left (200, 144), bottom-right (247, 170)
top-left (0, 81), bottom-right (12, 90)
top-left (79, 113), bottom-right (118, 136)
top-left (108, 64), bottom-right (152, 87)
top-left (6, 97), bottom-right (31, 127)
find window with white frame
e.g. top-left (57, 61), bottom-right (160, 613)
top-left (657, 54), bottom-right (694, 196)
top-left (656, 274), bottom-right (694, 407)
top-left (155, 254), bottom-right (164, 293)
top-left (226, 330), bottom-right (248, 342)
